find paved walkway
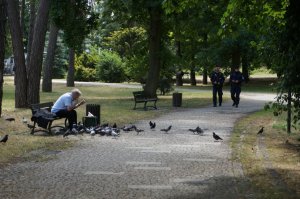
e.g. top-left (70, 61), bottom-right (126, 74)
top-left (0, 93), bottom-right (276, 199)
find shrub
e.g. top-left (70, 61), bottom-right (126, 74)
top-left (74, 50), bottom-right (99, 81)
top-left (96, 50), bottom-right (126, 83)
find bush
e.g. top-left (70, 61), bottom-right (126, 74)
top-left (74, 50), bottom-right (99, 81)
top-left (96, 50), bottom-right (126, 83)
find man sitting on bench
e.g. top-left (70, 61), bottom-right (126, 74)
top-left (51, 88), bottom-right (86, 133)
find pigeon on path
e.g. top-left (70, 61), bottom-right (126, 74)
top-left (149, 121), bottom-right (156, 129)
top-left (111, 130), bottom-right (119, 139)
top-left (5, 117), bottom-right (15, 122)
top-left (213, 132), bottom-right (223, 141)
top-left (257, 127), bottom-right (264, 135)
top-left (189, 126), bottom-right (204, 135)
top-left (161, 125), bottom-right (172, 133)
top-left (0, 135), bottom-right (8, 143)
top-left (135, 127), bottom-right (144, 135)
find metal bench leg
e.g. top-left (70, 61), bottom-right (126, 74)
top-left (153, 101), bottom-right (157, 109)
top-left (47, 121), bottom-right (54, 135)
top-left (31, 121), bottom-right (36, 134)
top-left (144, 101), bottom-right (147, 110)
top-left (133, 102), bottom-right (137, 110)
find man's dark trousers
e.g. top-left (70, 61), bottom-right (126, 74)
top-left (231, 85), bottom-right (241, 105)
top-left (213, 85), bottom-right (223, 106)
top-left (55, 110), bottom-right (77, 129)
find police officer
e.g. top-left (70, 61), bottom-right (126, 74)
top-left (230, 68), bottom-right (244, 108)
top-left (210, 66), bottom-right (225, 107)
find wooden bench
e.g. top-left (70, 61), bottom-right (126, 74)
top-left (133, 91), bottom-right (158, 110)
top-left (30, 102), bottom-right (68, 135)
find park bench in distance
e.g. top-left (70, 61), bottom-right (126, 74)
top-left (133, 91), bottom-right (158, 110)
top-left (30, 102), bottom-right (67, 135)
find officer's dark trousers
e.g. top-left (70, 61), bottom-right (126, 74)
top-left (213, 85), bottom-right (223, 106)
top-left (231, 85), bottom-right (241, 105)
top-left (55, 110), bottom-right (77, 129)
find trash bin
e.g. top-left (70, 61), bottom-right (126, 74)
top-left (86, 104), bottom-right (100, 125)
top-left (82, 116), bottom-right (97, 128)
top-left (172, 93), bottom-right (182, 107)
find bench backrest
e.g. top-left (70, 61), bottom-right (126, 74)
top-left (133, 91), bottom-right (157, 99)
top-left (31, 102), bottom-right (54, 114)
top-left (133, 91), bottom-right (145, 99)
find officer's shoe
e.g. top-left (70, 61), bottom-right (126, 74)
top-left (213, 104), bottom-right (217, 107)
top-left (219, 103), bottom-right (222, 107)
top-left (235, 104), bottom-right (238, 108)
top-left (232, 102), bottom-right (236, 106)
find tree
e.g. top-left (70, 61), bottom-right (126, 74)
top-left (6, 0), bottom-right (28, 107)
top-left (27, 0), bottom-right (51, 104)
top-left (51, 0), bottom-right (98, 87)
top-left (42, 23), bottom-right (59, 92)
top-left (26, 0), bottom-right (36, 67)
top-left (0, 0), bottom-right (6, 116)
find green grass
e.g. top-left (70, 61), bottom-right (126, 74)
top-left (231, 109), bottom-right (300, 198)
top-left (0, 76), bottom-right (213, 166)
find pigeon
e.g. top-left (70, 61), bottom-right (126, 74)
top-left (90, 129), bottom-right (96, 136)
top-left (161, 125), bottom-right (172, 133)
top-left (135, 127), bottom-right (144, 135)
top-left (196, 127), bottom-right (204, 135)
top-left (22, 117), bottom-right (28, 124)
top-left (5, 117), bottom-right (15, 122)
top-left (257, 127), bottom-right (264, 135)
top-left (63, 130), bottom-right (71, 138)
top-left (149, 121), bottom-right (154, 126)
top-left (27, 124), bottom-right (34, 129)
top-left (112, 123), bottom-right (117, 128)
top-left (0, 135), bottom-right (8, 143)
top-left (150, 122), bottom-right (156, 129)
top-left (213, 132), bottom-right (223, 141)
top-left (122, 125), bottom-right (136, 132)
top-left (111, 130), bottom-right (119, 139)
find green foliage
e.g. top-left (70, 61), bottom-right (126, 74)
top-left (74, 49), bottom-right (99, 81)
top-left (50, 0), bottom-right (98, 49)
top-left (96, 50), bottom-right (126, 83)
top-left (104, 27), bottom-right (148, 82)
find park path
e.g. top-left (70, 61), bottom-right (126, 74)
top-left (0, 92), bottom-right (276, 199)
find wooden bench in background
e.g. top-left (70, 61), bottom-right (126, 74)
top-left (133, 91), bottom-right (158, 110)
top-left (30, 102), bottom-right (68, 135)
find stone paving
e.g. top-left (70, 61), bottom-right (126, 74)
top-left (0, 93), bottom-right (276, 199)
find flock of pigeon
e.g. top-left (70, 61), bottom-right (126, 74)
top-left (0, 116), bottom-right (265, 144)
top-left (59, 120), bottom-right (225, 141)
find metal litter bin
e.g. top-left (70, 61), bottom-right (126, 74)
top-left (86, 104), bottom-right (100, 125)
top-left (172, 93), bottom-right (182, 107)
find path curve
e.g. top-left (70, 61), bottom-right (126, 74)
top-left (0, 93), bottom-right (276, 199)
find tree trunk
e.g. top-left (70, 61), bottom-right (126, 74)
top-left (202, 34), bottom-right (208, 85)
top-left (242, 55), bottom-right (249, 83)
top-left (42, 24), bottom-right (59, 92)
top-left (26, 0), bottom-right (36, 67)
top-left (20, 0), bottom-right (25, 37)
top-left (6, 0), bottom-right (28, 108)
top-left (27, 0), bottom-right (51, 104)
top-left (175, 40), bottom-right (183, 86)
top-left (202, 67), bottom-right (208, 85)
top-left (190, 68), bottom-right (196, 86)
top-left (144, 6), bottom-right (162, 97)
top-left (67, 48), bottom-right (75, 87)
top-left (231, 48), bottom-right (241, 72)
top-left (287, 88), bottom-right (292, 134)
top-left (0, 0), bottom-right (6, 116)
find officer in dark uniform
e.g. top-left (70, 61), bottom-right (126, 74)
top-left (230, 68), bottom-right (244, 108)
top-left (210, 66), bottom-right (225, 107)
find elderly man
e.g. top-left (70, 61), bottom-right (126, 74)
top-left (210, 66), bottom-right (225, 107)
top-left (51, 88), bottom-right (85, 133)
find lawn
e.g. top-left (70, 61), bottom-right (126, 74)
top-left (0, 76), bottom-right (213, 166)
top-left (231, 109), bottom-right (300, 198)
